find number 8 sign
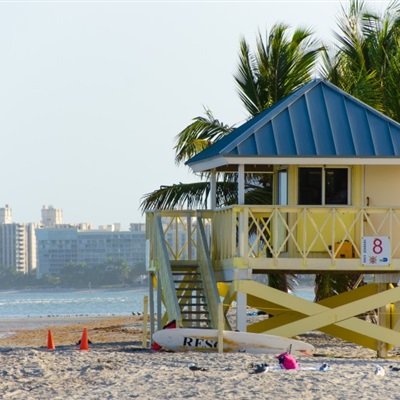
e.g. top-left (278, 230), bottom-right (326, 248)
top-left (362, 236), bottom-right (390, 266)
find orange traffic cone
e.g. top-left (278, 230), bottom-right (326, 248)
top-left (79, 328), bottom-right (89, 350)
top-left (47, 329), bottom-right (55, 350)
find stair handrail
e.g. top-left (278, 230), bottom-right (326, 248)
top-left (196, 213), bottom-right (223, 329)
top-left (154, 213), bottom-right (182, 325)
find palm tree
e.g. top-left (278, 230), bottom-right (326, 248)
top-left (236, 24), bottom-right (320, 115)
top-left (316, 0), bottom-right (400, 300)
top-left (321, 0), bottom-right (400, 121)
top-left (320, 0), bottom-right (400, 300)
top-left (141, 23), bottom-right (321, 212)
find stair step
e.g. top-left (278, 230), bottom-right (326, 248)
top-left (172, 271), bottom-right (200, 275)
top-left (184, 318), bottom-right (211, 323)
top-left (179, 300), bottom-right (205, 304)
top-left (168, 262), bottom-right (213, 328)
top-left (171, 267), bottom-right (199, 272)
top-left (180, 310), bottom-right (209, 315)
top-left (181, 304), bottom-right (204, 314)
top-left (177, 298), bottom-right (205, 301)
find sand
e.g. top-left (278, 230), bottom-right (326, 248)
top-left (2, 316), bottom-right (400, 399)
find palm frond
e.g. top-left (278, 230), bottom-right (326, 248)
top-left (140, 177), bottom-right (273, 213)
top-left (140, 181), bottom-right (239, 212)
top-left (234, 38), bottom-right (264, 116)
top-left (235, 23), bottom-right (321, 115)
top-left (327, 0), bottom-right (400, 112)
top-left (174, 108), bottom-right (233, 165)
top-left (140, 182), bottom-right (210, 212)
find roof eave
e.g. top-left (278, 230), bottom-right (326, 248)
top-left (188, 155), bottom-right (400, 172)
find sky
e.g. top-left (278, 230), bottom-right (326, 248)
top-left (0, 0), bottom-right (393, 229)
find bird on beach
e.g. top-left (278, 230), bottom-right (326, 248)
top-left (188, 363), bottom-right (208, 376)
top-left (249, 363), bottom-right (269, 374)
top-left (76, 338), bottom-right (93, 345)
top-left (319, 363), bottom-right (331, 372)
top-left (247, 362), bottom-right (268, 369)
top-left (389, 365), bottom-right (400, 372)
top-left (374, 365), bottom-right (385, 377)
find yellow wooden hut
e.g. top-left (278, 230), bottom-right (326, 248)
top-left (146, 79), bottom-right (400, 357)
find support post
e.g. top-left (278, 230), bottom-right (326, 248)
top-left (375, 274), bottom-right (400, 358)
top-left (218, 302), bottom-right (224, 353)
top-left (156, 271), bottom-right (162, 330)
top-left (377, 284), bottom-right (390, 358)
top-left (187, 212), bottom-right (192, 260)
top-left (142, 295), bottom-right (149, 348)
top-left (149, 272), bottom-right (155, 343)
top-left (210, 169), bottom-right (217, 210)
top-left (238, 164), bottom-right (245, 205)
top-left (236, 164), bottom-right (247, 331)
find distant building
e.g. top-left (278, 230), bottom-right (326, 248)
top-left (130, 223), bottom-right (145, 232)
top-left (0, 204), bottom-right (145, 276)
top-left (26, 223), bottom-right (38, 273)
top-left (36, 224), bottom-right (146, 278)
top-left (41, 205), bottom-right (63, 227)
top-left (0, 204), bottom-right (38, 274)
top-left (0, 205), bottom-right (12, 224)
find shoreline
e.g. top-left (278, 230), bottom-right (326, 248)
top-left (0, 315), bottom-right (141, 347)
top-left (0, 288), bottom-right (150, 320)
top-left (0, 286), bottom-right (148, 294)
top-left (0, 315), bottom-right (133, 337)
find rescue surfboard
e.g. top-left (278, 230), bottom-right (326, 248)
top-left (152, 328), bottom-right (314, 355)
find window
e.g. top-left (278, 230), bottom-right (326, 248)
top-left (298, 168), bottom-right (322, 205)
top-left (325, 168), bottom-right (348, 205)
top-left (278, 169), bottom-right (288, 205)
top-left (298, 167), bottom-right (349, 205)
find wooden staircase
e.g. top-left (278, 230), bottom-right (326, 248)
top-left (171, 263), bottom-right (212, 328)
top-left (149, 213), bottom-right (224, 330)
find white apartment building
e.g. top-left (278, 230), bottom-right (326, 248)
top-left (41, 205), bottom-right (63, 227)
top-left (0, 204), bottom-right (146, 277)
top-left (0, 205), bottom-right (12, 223)
top-left (0, 205), bottom-right (38, 274)
top-left (36, 224), bottom-right (146, 278)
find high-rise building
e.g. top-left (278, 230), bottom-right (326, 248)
top-left (0, 221), bottom-right (38, 274)
top-left (36, 224), bottom-right (146, 278)
top-left (41, 205), bottom-right (63, 227)
top-left (0, 205), bottom-right (12, 224)
top-left (26, 223), bottom-right (38, 273)
top-left (130, 223), bottom-right (145, 232)
top-left (0, 204), bottom-right (145, 277)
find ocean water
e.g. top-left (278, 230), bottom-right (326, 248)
top-left (292, 287), bottom-right (315, 302)
top-left (0, 288), bottom-right (149, 320)
top-left (0, 287), bottom-right (315, 320)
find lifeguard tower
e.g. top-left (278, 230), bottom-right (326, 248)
top-left (146, 79), bottom-right (400, 357)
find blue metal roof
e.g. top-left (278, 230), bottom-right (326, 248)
top-left (186, 79), bottom-right (400, 172)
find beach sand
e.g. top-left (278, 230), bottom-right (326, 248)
top-left (2, 316), bottom-right (400, 399)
